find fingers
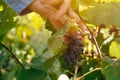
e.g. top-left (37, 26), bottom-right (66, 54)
top-left (43, 5), bottom-right (64, 30)
top-left (40, 0), bottom-right (71, 20)
top-left (28, 0), bottom-right (63, 30)
top-left (28, 0), bottom-right (49, 18)
top-left (49, 17), bottom-right (63, 30)
top-left (28, 0), bottom-right (85, 32)
top-left (55, 0), bottom-right (71, 20)
top-left (68, 8), bottom-right (85, 33)
top-left (40, 0), bottom-right (62, 7)
top-left (59, 15), bottom-right (72, 25)
top-left (28, 0), bottom-right (58, 18)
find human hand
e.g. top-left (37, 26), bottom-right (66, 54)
top-left (28, 0), bottom-right (85, 32)
top-left (28, 0), bottom-right (85, 66)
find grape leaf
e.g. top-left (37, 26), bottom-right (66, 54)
top-left (48, 25), bottom-right (67, 50)
top-left (101, 42), bottom-right (111, 55)
top-left (16, 25), bottom-right (33, 38)
top-left (31, 54), bottom-right (58, 71)
top-left (99, 0), bottom-right (120, 2)
top-left (27, 12), bottom-right (44, 30)
top-left (87, 2), bottom-right (120, 27)
top-left (48, 37), bottom-right (63, 50)
top-left (29, 27), bottom-right (52, 56)
top-left (81, 59), bottom-right (105, 80)
top-left (71, 0), bottom-right (79, 10)
top-left (80, 0), bottom-right (97, 6)
top-left (17, 68), bottom-right (47, 80)
top-left (101, 56), bottom-right (120, 80)
top-left (48, 23), bottom-right (78, 50)
top-left (48, 72), bottom-right (58, 80)
top-left (109, 38), bottom-right (120, 58)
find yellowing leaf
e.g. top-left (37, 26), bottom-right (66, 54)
top-left (71, 0), bottom-right (79, 10)
top-left (48, 37), bottom-right (63, 50)
top-left (110, 40), bottom-right (120, 58)
top-left (27, 12), bottom-right (44, 30)
top-left (0, 5), bottom-right (3, 11)
top-left (80, 0), bottom-right (97, 6)
top-left (87, 2), bottom-right (120, 27)
top-left (99, 0), bottom-right (120, 2)
top-left (17, 25), bottom-right (33, 37)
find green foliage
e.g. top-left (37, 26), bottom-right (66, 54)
top-left (0, 0), bottom-right (17, 39)
top-left (48, 37), bottom-right (63, 50)
top-left (31, 54), bottom-right (58, 71)
top-left (1, 0), bottom-right (120, 80)
top-left (17, 68), bottom-right (47, 80)
top-left (48, 25), bottom-right (67, 50)
top-left (29, 27), bottom-right (52, 56)
top-left (101, 56), bottom-right (120, 80)
top-left (81, 59), bottom-right (104, 80)
top-left (0, 50), bottom-right (11, 68)
top-left (49, 72), bottom-right (58, 80)
top-left (48, 22), bottom-right (79, 50)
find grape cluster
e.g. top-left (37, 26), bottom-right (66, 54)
top-left (64, 34), bottom-right (84, 66)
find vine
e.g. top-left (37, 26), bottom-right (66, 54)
top-left (0, 42), bottom-right (24, 69)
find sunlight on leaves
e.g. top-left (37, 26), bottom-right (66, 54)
top-left (0, 5), bottom-right (3, 11)
top-left (110, 39), bottom-right (120, 58)
top-left (71, 0), bottom-right (79, 10)
top-left (1, 0), bottom-right (120, 80)
top-left (80, 0), bottom-right (97, 5)
top-left (27, 12), bottom-right (45, 30)
top-left (87, 2), bottom-right (120, 27)
top-left (99, 0), bottom-right (120, 2)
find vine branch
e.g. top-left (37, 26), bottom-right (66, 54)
top-left (79, 16), bottom-right (103, 60)
top-left (0, 42), bottom-right (24, 69)
top-left (73, 62), bottom-right (79, 80)
top-left (76, 68), bottom-right (102, 80)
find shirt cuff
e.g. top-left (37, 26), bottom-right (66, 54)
top-left (4, 0), bottom-right (33, 15)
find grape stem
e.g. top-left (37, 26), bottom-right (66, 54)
top-left (0, 42), bottom-right (24, 69)
top-left (73, 62), bottom-right (79, 80)
top-left (76, 68), bottom-right (101, 80)
top-left (79, 16), bottom-right (103, 60)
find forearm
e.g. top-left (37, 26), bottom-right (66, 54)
top-left (4, 0), bottom-right (33, 15)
